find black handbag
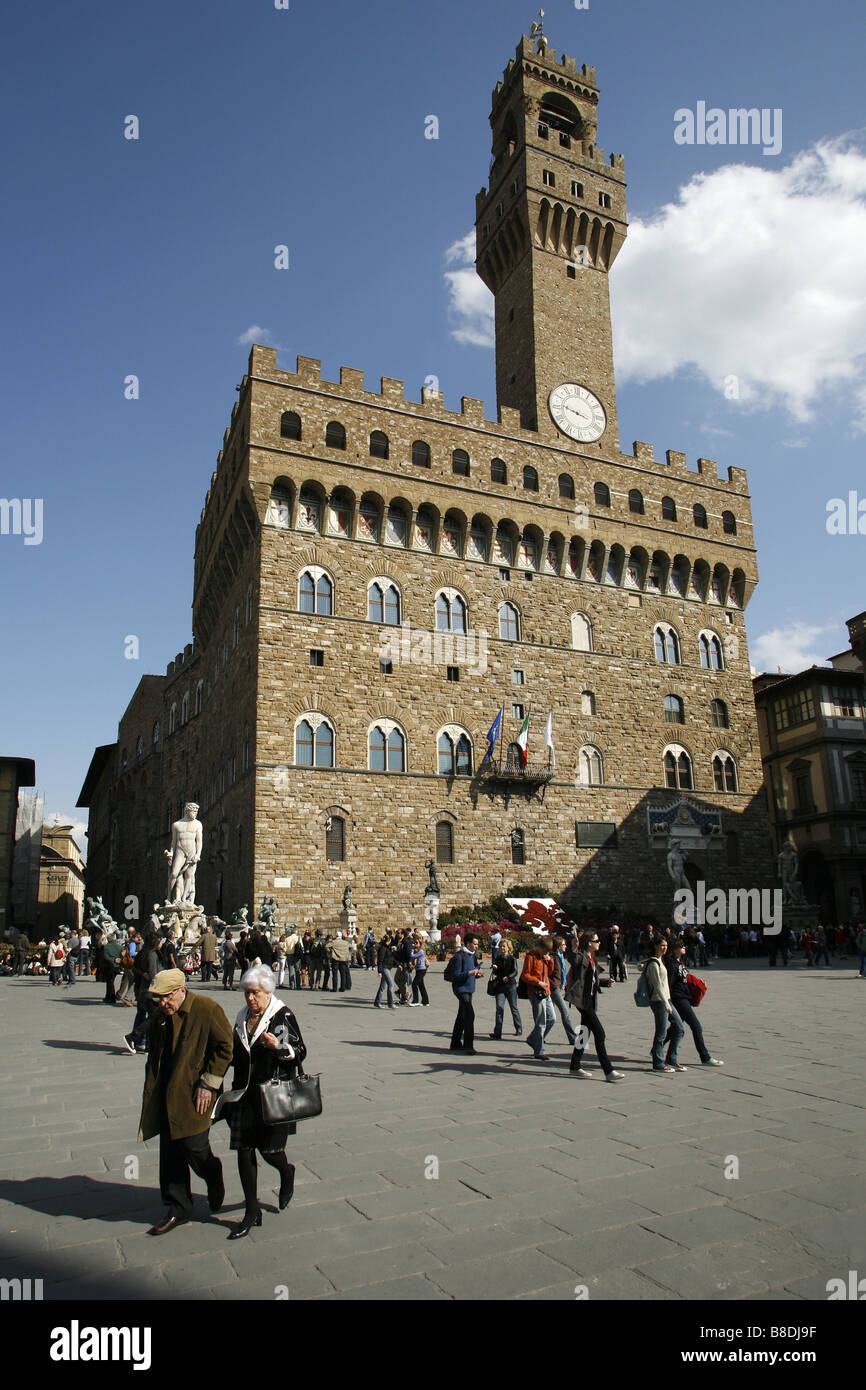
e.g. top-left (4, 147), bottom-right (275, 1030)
top-left (258, 1069), bottom-right (322, 1124)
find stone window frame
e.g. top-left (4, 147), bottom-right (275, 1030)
top-left (663, 743), bottom-right (694, 790)
top-left (369, 429), bottom-right (389, 460)
top-left (436, 724), bottom-right (474, 777)
top-left (435, 818), bottom-right (455, 864)
top-left (499, 601), bottom-right (520, 642)
top-left (711, 698), bottom-right (730, 729)
top-left (180, 690), bottom-right (190, 725)
top-left (298, 565), bottom-right (335, 617)
top-left (367, 719), bottom-right (408, 774)
top-left (581, 690), bottom-right (596, 716)
top-left (654, 623), bottom-right (681, 665)
top-left (664, 694), bottom-right (685, 725)
top-left (712, 750), bottom-right (738, 793)
top-left (152, 719), bottom-right (161, 749)
top-left (510, 826), bottom-right (526, 866)
top-left (594, 481), bottom-right (611, 508)
top-left (325, 420), bottom-right (347, 450)
top-left (698, 630), bottom-right (725, 671)
top-left (194, 680), bottom-right (205, 716)
top-left (577, 745), bottom-right (604, 786)
top-left (280, 410), bottom-right (302, 440)
top-left (367, 577), bottom-right (402, 626)
top-left (294, 712), bottom-right (336, 768)
top-left (436, 587), bottom-right (469, 634)
top-left (571, 612), bottom-right (593, 652)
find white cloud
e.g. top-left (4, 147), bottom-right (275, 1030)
top-left (237, 324), bottom-right (276, 347)
top-left (612, 137), bottom-right (866, 429)
top-left (750, 622), bottom-right (833, 674)
top-left (444, 232), bottom-right (494, 347)
top-left (444, 138), bottom-right (866, 429)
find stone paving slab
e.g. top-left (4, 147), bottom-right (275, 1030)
top-left (1, 961), bottom-right (865, 1301)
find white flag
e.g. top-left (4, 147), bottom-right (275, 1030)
top-left (545, 710), bottom-right (555, 767)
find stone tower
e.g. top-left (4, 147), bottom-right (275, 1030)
top-left (476, 36), bottom-right (626, 447)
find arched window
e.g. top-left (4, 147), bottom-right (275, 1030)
top-left (412, 440), bottom-right (431, 468)
top-left (491, 458), bottom-right (507, 484)
top-left (246, 583), bottom-right (254, 623)
top-left (369, 430), bottom-right (389, 459)
top-left (654, 624), bottom-right (680, 664)
top-left (578, 746), bottom-right (604, 786)
top-left (505, 742), bottom-right (523, 771)
top-left (181, 691), bottom-right (190, 725)
top-left (581, 691), bottom-right (596, 716)
top-left (299, 568), bottom-right (334, 616)
top-left (571, 613), bottom-right (593, 652)
top-left (662, 496), bottom-right (677, 521)
top-left (722, 510), bottom-right (736, 535)
top-left (152, 720), bottom-right (161, 748)
top-left (169, 704), bottom-right (177, 735)
top-left (368, 581), bottom-right (401, 625)
top-left (511, 828), bottom-right (525, 865)
top-left (267, 486), bottom-right (291, 529)
top-left (436, 590), bottom-right (467, 633)
top-left (326, 816), bottom-right (345, 862)
top-left (664, 695), bottom-right (685, 725)
top-left (699, 632), bottom-right (724, 670)
top-left (135, 735), bottom-right (144, 760)
top-left (438, 731), bottom-right (472, 776)
top-left (628, 488), bottom-right (644, 515)
top-left (295, 716), bottom-right (335, 768)
top-left (297, 486), bottom-right (321, 533)
top-left (369, 725), bottom-right (406, 772)
top-left (436, 820), bottom-right (454, 864)
top-left (523, 465), bottom-right (539, 492)
top-left (664, 748), bottom-right (693, 790)
top-left (594, 481), bottom-right (611, 508)
top-left (713, 752), bottom-right (738, 793)
top-left (325, 420), bottom-right (346, 450)
top-left (693, 503), bottom-right (708, 529)
top-left (499, 602), bottom-right (519, 641)
top-left (452, 449), bottom-right (470, 476)
top-left (711, 698), bottom-right (730, 729)
top-left (559, 473), bottom-right (575, 499)
top-left (194, 680), bottom-right (204, 716)
top-left (280, 411), bottom-right (301, 440)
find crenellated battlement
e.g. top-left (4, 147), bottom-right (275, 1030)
top-left (246, 345), bottom-right (749, 495)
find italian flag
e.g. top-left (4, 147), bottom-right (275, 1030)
top-left (516, 710), bottom-right (530, 767)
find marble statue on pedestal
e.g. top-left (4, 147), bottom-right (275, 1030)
top-left (165, 803), bottom-right (202, 906)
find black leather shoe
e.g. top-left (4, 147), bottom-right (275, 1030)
top-left (279, 1164), bottom-right (296, 1210)
top-left (207, 1171), bottom-right (225, 1213)
top-left (228, 1209), bottom-right (262, 1239)
top-left (148, 1212), bottom-right (189, 1236)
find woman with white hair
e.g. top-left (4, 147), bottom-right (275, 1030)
top-left (215, 965), bottom-right (307, 1239)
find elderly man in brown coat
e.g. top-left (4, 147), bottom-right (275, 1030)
top-left (138, 969), bottom-right (233, 1235)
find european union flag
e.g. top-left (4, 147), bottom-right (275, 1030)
top-left (483, 707), bottom-right (503, 762)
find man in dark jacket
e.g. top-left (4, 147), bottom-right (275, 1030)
top-left (449, 934), bottom-right (482, 1054)
top-left (138, 969), bottom-right (233, 1235)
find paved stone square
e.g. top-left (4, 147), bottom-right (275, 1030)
top-left (0, 957), bottom-right (864, 1301)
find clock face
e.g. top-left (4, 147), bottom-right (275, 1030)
top-left (548, 384), bottom-right (606, 442)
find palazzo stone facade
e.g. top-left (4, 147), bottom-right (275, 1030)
top-left (80, 31), bottom-right (774, 930)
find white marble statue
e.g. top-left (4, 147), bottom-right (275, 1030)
top-left (165, 802), bottom-right (203, 905)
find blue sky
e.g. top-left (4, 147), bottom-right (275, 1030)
top-left (2, 0), bottom-right (865, 853)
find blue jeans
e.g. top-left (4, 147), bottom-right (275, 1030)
top-left (550, 987), bottom-right (577, 1044)
top-left (651, 1000), bottom-right (684, 1067)
top-left (493, 983), bottom-right (522, 1035)
top-left (527, 992), bottom-right (555, 1056)
top-left (374, 969), bottom-right (394, 1006)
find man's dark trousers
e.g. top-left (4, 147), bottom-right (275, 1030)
top-left (159, 1108), bottom-right (223, 1218)
top-left (451, 994), bottom-right (475, 1050)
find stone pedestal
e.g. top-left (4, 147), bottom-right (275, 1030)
top-left (340, 907), bottom-right (358, 936)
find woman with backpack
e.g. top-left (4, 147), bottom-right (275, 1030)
top-left (47, 936), bottom-right (66, 986)
top-left (642, 936), bottom-right (685, 1073)
top-left (565, 930), bottom-right (624, 1081)
top-left (664, 936), bottom-right (723, 1068)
